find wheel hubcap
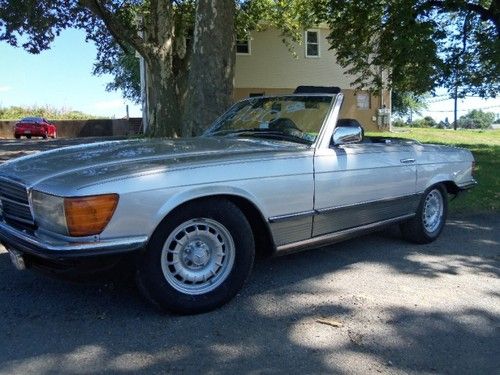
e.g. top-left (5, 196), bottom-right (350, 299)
top-left (183, 240), bottom-right (211, 267)
top-left (161, 218), bottom-right (235, 295)
top-left (422, 189), bottom-right (444, 233)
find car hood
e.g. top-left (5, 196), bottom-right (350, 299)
top-left (0, 137), bottom-right (307, 193)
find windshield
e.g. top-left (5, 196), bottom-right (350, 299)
top-left (204, 95), bottom-right (334, 145)
top-left (20, 117), bottom-right (43, 123)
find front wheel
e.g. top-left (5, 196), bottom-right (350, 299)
top-left (137, 199), bottom-right (255, 314)
top-left (400, 184), bottom-right (448, 244)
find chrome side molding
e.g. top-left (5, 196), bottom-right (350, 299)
top-left (275, 213), bottom-right (415, 255)
top-left (268, 210), bottom-right (315, 223)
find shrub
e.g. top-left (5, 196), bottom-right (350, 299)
top-left (457, 110), bottom-right (495, 129)
top-left (0, 105), bottom-right (104, 120)
top-left (411, 116), bottom-right (437, 128)
top-left (392, 119), bottom-right (407, 127)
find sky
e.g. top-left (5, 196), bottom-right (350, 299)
top-left (0, 28), bottom-right (498, 122)
top-left (420, 90), bottom-right (500, 122)
top-left (0, 29), bottom-right (142, 118)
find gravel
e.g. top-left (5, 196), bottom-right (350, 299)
top-left (0, 138), bottom-right (498, 374)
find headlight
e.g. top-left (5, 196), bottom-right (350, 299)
top-left (32, 191), bottom-right (119, 237)
top-left (32, 191), bottom-right (67, 235)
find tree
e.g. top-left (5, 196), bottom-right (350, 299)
top-left (325, 1), bottom-right (499, 98)
top-left (0, 0), bottom-right (235, 137)
top-left (1, 0), bottom-right (326, 137)
top-left (392, 91), bottom-right (428, 122)
top-left (93, 43), bottom-right (141, 104)
top-left (457, 109), bottom-right (496, 129)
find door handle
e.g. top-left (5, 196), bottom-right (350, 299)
top-left (400, 158), bottom-right (416, 164)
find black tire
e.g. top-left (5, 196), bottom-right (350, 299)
top-left (42, 133), bottom-right (47, 139)
top-left (14, 135), bottom-right (20, 139)
top-left (137, 198), bottom-right (255, 314)
top-left (400, 184), bottom-right (448, 244)
top-left (26, 135), bottom-right (32, 139)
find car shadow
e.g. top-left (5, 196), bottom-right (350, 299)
top-left (0, 213), bottom-right (498, 373)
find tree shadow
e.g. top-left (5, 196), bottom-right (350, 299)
top-left (0, 213), bottom-right (498, 373)
top-left (0, 138), bottom-right (128, 165)
top-left (346, 307), bottom-right (500, 374)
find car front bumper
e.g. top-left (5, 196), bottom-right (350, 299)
top-left (0, 218), bottom-right (147, 262)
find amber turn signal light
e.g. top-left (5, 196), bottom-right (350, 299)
top-left (64, 194), bottom-right (119, 237)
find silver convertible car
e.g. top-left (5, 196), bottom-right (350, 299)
top-left (0, 87), bottom-right (476, 314)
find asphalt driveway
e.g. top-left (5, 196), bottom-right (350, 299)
top-left (0, 138), bottom-right (499, 374)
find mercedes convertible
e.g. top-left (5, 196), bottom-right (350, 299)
top-left (0, 87), bottom-right (476, 314)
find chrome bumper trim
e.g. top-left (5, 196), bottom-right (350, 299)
top-left (457, 179), bottom-right (477, 190)
top-left (0, 219), bottom-right (147, 259)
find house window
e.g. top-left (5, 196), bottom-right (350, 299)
top-left (249, 93), bottom-right (264, 97)
top-left (305, 30), bottom-right (320, 58)
top-left (236, 38), bottom-right (251, 55)
top-left (356, 92), bottom-right (371, 110)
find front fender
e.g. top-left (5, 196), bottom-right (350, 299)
top-left (154, 185), bottom-right (266, 228)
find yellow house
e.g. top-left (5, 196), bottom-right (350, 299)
top-left (234, 28), bottom-right (391, 132)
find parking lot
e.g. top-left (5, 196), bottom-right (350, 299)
top-left (0, 138), bottom-right (499, 374)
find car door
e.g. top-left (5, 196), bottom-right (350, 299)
top-left (313, 141), bottom-right (418, 237)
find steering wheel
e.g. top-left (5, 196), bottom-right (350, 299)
top-left (269, 118), bottom-right (300, 133)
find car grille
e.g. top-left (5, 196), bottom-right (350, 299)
top-left (0, 178), bottom-right (35, 226)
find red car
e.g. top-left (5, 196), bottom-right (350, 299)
top-left (14, 117), bottom-right (57, 139)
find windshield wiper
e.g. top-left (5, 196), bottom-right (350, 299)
top-left (239, 132), bottom-right (312, 145)
top-left (209, 128), bottom-right (273, 136)
top-left (208, 128), bottom-right (312, 145)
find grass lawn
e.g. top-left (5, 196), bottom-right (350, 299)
top-left (367, 128), bottom-right (499, 214)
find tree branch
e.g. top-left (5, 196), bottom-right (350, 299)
top-left (418, 0), bottom-right (499, 35)
top-left (79, 0), bottom-right (148, 57)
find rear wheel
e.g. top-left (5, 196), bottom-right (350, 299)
top-left (400, 184), bottom-right (448, 244)
top-left (137, 199), bottom-right (255, 314)
top-left (14, 135), bottom-right (20, 139)
top-left (26, 135), bottom-right (32, 139)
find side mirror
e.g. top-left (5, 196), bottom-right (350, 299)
top-left (332, 125), bottom-right (363, 145)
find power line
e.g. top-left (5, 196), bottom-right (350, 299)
top-left (426, 105), bottom-right (500, 113)
top-left (426, 95), bottom-right (498, 104)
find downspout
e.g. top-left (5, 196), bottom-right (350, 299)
top-left (139, 53), bottom-right (148, 134)
top-left (135, 16), bottom-right (148, 134)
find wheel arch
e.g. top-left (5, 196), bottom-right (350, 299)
top-left (441, 180), bottom-right (460, 195)
top-left (423, 175), bottom-right (461, 195)
top-left (150, 189), bottom-right (276, 258)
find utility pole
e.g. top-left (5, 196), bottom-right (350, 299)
top-left (453, 84), bottom-right (458, 130)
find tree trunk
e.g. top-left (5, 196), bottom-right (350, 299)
top-left (146, 57), bottom-right (182, 137)
top-left (182, 0), bottom-right (236, 137)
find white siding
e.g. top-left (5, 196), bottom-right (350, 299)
top-left (235, 28), bottom-right (357, 90)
